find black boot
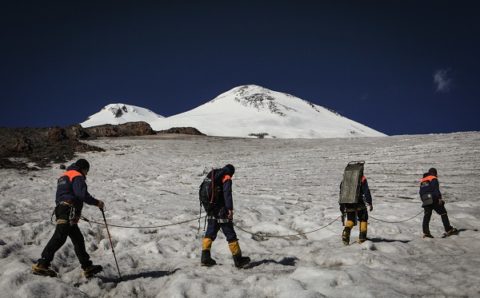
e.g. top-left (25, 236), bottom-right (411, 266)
top-left (443, 227), bottom-right (458, 237)
top-left (342, 227), bottom-right (351, 245)
top-left (32, 263), bottom-right (57, 277)
top-left (83, 264), bottom-right (103, 278)
top-left (358, 231), bottom-right (367, 243)
top-left (233, 254), bottom-right (250, 268)
top-left (201, 250), bottom-right (217, 267)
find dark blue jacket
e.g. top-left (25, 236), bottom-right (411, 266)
top-left (419, 175), bottom-right (442, 200)
top-left (56, 164), bottom-right (99, 211)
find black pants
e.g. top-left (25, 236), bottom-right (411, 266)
top-left (423, 201), bottom-right (452, 234)
top-left (345, 208), bottom-right (369, 223)
top-left (39, 223), bottom-right (92, 269)
top-left (204, 218), bottom-right (238, 243)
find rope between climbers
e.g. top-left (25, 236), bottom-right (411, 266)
top-left (234, 216), bottom-right (342, 239)
top-left (80, 215), bottom-right (205, 229)
top-left (78, 210), bottom-right (424, 233)
top-left (369, 210), bottom-right (423, 223)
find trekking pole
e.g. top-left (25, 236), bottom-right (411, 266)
top-left (101, 208), bottom-right (122, 280)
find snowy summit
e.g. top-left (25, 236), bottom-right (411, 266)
top-left (150, 85), bottom-right (386, 138)
top-left (81, 104), bottom-right (163, 128)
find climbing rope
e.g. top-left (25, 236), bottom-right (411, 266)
top-left (78, 210), bottom-right (424, 236)
top-left (369, 210), bottom-right (423, 223)
top-left (234, 216), bottom-right (342, 240)
top-left (80, 215), bottom-right (205, 229)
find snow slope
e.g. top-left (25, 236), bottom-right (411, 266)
top-left (151, 85), bottom-right (386, 138)
top-left (1, 132), bottom-right (480, 297)
top-left (81, 104), bottom-right (163, 128)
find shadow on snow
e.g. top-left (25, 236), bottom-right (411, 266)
top-left (243, 257), bottom-right (298, 269)
top-left (97, 269), bottom-right (179, 284)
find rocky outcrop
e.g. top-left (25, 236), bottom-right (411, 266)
top-left (0, 127), bottom-right (103, 170)
top-left (84, 121), bottom-right (155, 137)
top-left (156, 127), bottom-right (205, 135)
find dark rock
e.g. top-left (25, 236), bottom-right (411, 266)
top-left (47, 127), bottom-right (68, 142)
top-left (0, 126), bottom-right (104, 170)
top-left (249, 132), bottom-right (269, 139)
top-left (84, 121), bottom-right (155, 137)
top-left (65, 125), bottom-right (92, 140)
top-left (156, 127), bottom-right (205, 135)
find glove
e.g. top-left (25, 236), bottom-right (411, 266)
top-left (439, 199), bottom-right (445, 206)
top-left (97, 200), bottom-right (105, 210)
top-left (368, 204), bottom-right (373, 212)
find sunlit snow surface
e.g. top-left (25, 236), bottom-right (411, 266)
top-left (1, 132), bottom-right (480, 297)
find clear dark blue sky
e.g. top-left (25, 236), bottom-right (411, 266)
top-left (1, 0), bottom-right (479, 135)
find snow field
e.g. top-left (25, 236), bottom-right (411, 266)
top-left (1, 132), bottom-right (480, 297)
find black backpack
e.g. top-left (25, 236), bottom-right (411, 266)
top-left (199, 169), bottom-right (224, 213)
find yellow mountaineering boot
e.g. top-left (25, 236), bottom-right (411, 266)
top-left (228, 240), bottom-right (250, 268)
top-left (201, 237), bottom-right (216, 267)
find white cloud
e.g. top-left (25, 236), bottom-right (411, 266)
top-left (433, 69), bottom-right (452, 93)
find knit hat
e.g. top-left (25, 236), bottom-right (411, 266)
top-left (428, 168), bottom-right (437, 176)
top-left (76, 159), bottom-right (90, 172)
top-left (224, 164), bottom-right (235, 175)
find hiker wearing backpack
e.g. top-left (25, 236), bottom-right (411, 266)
top-left (199, 164), bottom-right (250, 268)
top-left (32, 159), bottom-right (104, 278)
top-left (339, 161), bottom-right (373, 245)
top-left (419, 168), bottom-right (458, 238)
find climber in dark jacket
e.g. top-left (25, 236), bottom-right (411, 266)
top-left (420, 168), bottom-right (457, 238)
top-left (32, 159), bottom-right (105, 278)
top-left (339, 175), bottom-right (373, 244)
top-left (201, 164), bottom-right (250, 268)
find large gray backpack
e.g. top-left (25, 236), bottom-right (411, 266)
top-left (339, 161), bottom-right (365, 204)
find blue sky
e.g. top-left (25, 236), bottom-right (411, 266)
top-left (1, 0), bottom-right (479, 135)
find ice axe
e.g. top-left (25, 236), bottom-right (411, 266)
top-left (101, 208), bottom-right (122, 280)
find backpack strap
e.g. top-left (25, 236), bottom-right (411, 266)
top-left (222, 175), bottom-right (232, 183)
top-left (209, 169), bottom-right (215, 204)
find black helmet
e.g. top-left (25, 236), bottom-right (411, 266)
top-left (428, 168), bottom-right (437, 176)
top-left (224, 164), bottom-right (235, 175)
top-left (76, 159), bottom-right (90, 172)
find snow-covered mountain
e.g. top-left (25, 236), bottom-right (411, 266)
top-left (150, 85), bottom-right (386, 138)
top-left (81, 103), bottom-right (163, 128)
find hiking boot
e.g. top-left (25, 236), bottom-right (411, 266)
top-left (32, 263), bottom-right (57, 277)
top-left (82, 265), bottom-right (103, 278)
top-left (423, 233), bottom-right (434, 238)
top-left (201, 250), bottom-right (217, 267)
top-left (233, 254), bottom-right (250, 268)
top-left (359, 231), bottom-right (367, 243)
top-left (342, 227), bottom-right (351, 245)
top-left (444, 227), bottom-right (459, 237)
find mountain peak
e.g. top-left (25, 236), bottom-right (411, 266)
top-left (81, 103), bottom-right (163, 128)
top-left (103, 103), bottom-right (133, 118)
top-left (215, 85), bottom-right (318, 117)
top-left (151, 85), bottom-right (386, 138)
